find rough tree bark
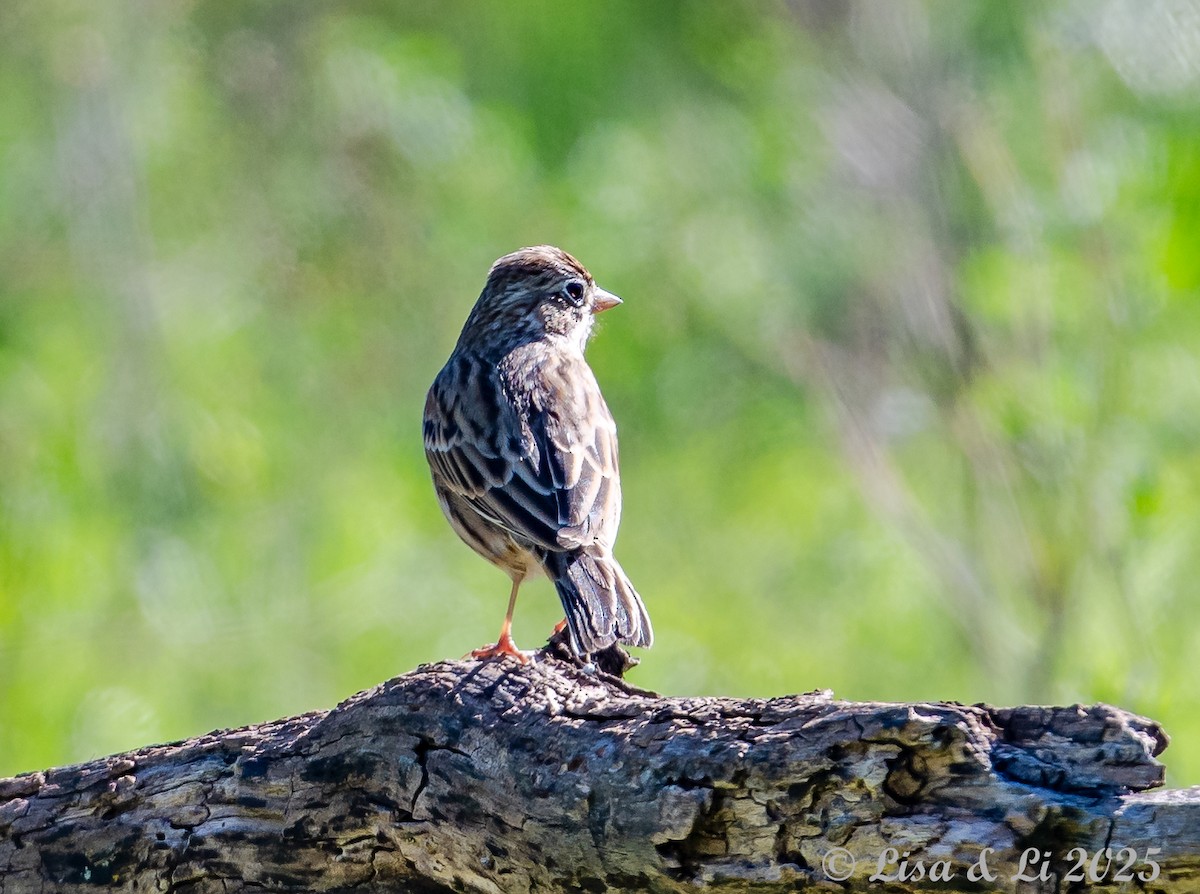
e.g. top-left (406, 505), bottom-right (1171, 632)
top-left (0, 653), bottom-right (1196, 893)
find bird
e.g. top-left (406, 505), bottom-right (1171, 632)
top-left (423, 245), bottom-right (653, 663)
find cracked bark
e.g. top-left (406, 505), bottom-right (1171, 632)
top-left (0, 654), bottom-right (1196, 893)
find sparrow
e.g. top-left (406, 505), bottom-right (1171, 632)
top-left (423, 246), bottom-right (653, 662)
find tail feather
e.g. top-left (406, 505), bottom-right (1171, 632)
top-left (547, 551), bottom-right (653, 656)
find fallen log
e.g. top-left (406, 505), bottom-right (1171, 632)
top-left (0, 653), bottom-right (1195, 892)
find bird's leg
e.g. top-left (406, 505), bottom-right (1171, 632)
top-left (551, 618), bottom-right (567, 635)
top-left (470, 579), bottom-right (529, 663)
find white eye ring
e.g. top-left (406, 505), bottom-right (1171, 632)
top-left (563, 279), bottom-right (586, 306)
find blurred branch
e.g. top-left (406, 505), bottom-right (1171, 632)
top-left (0, 656), bottom-right (1190, 893)
top-left (802, 335), bottom-right (1013, 679)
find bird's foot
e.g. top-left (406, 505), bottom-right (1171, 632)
top-left (468, 632), bottom-right (530, 664)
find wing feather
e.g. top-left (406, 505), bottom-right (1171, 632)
top-left (423, 348), bottom-right (621, 556)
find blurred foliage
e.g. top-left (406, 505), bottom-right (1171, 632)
top-left (1, 0), bottom-right (1199, 784)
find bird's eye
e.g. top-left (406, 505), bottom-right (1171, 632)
top-left (562, 279), bottom-right (586, 306)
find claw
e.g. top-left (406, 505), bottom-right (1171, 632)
top-left (468, 630), bottom-right (530, 664)
top-left (468, 579), bottom-right (531, 663)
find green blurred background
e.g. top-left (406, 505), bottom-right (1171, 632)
top-left (2, 0), bottom-right (1199, 784)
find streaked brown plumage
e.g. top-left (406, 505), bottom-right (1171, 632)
top-left (423, 246), bottom-right (652, 661)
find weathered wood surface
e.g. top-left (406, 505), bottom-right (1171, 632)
top-left (0, 655), bottom-right (1196, 893)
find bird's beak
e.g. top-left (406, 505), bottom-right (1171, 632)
top-left (591, 287), bottom-right (622, 314)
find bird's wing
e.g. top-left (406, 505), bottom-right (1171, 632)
top-left (423, 350), bottom-right (620, 554)
top-left (528, 350), bottom-right (621, 550)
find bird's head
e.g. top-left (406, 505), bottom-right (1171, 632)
top-left (459, 246), bottom-right (622, 357)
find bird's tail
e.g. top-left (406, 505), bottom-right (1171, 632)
top-left (546, 550), bottom-right (653, 657)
